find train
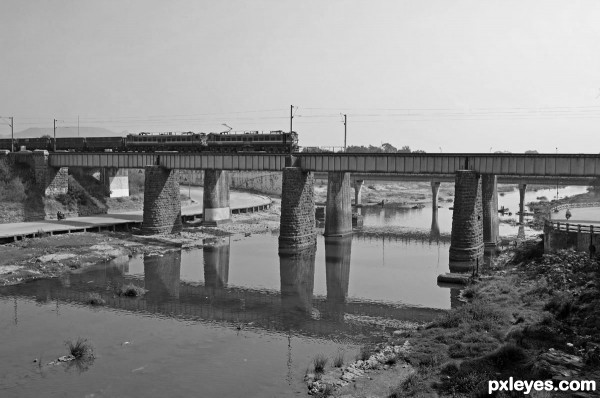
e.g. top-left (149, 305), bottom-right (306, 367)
top-left (0, 130), bottom-right (299, 154)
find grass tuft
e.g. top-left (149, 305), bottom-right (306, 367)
top-left (313, 354), bottom-right (328, 373)
top-left (117, 283), bottom-right (147, 297)
top-left (65, 337), bottom-right (94, 359)
top-left (333, 351), bottom-right (344, 368)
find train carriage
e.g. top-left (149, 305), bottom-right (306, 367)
top-left (16, 137), bottom-right (51, 151)
top-left (56, 137), bottom-right (86, 151)
top-left (0, 139), bottom-right (13, 151)
top-left (85, 137), bottom-right (126, 152)
top-left (6, 130), bottom-right (298, 153)
top-left (206, 130), bottom-right (298, 153)
top-left (125, 132), bottom-right (207, 152)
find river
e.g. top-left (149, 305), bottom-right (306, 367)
top-left (0, 185), bottom-right (590, 397)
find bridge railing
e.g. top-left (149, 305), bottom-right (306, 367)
top-left (550, 202), bottom-right (600, 213)
top-left (545, 220), bottom-right (597, 234)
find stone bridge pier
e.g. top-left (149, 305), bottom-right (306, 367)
top-left (142, 165), bottom-right (182, 235)
top-left (279, 167), bottom-right (316, 253)
top-left (449, 170), bottom-right (484, 272)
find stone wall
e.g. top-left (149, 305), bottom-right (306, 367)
top-left (449, 170), bottom-right (484, 270)
top-left (142, 166), bottom-right (182, 235)
top-left (279, 167), bottom-right (316, 253)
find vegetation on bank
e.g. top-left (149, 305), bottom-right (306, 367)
top-left (0, 158), bottom-right (28, 202)
top-left (378, 241), bottom-right (600, 397)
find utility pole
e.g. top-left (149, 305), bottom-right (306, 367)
top-left (290, 105), bottom-right (294, 133)
top-left (78, 115), bottom-right (80, 137)
top-left (0, 116), bottom-right (14, 152)
top-left (9, 117), bottom-right (13, 152)
top-left (53, 119), bottom-right (57, 151)
top-left (343, 114), bottom-right (347, 151)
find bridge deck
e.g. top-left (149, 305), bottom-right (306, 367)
top-left (41, 152), bottom-right (600, 177)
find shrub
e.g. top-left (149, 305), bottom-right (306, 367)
top-left (86, 293), bottom-right (105, 306)
top-left (129, 169), bottom-right (145, 195)
top-left (117, 283), bottom-right (147, 297)
top-left (0, 178), bottom-right (27, 202)
top-left (462, 286), bottom-right (477, 299)
top-left (544, 294), bottom-right (577, 320)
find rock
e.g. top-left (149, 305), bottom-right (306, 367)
top-left (533, 349), bottom-right (584, 378)
top-left (36, 253), bottom-right (77, 263)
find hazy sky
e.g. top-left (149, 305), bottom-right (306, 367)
top-left (1, 0), bottom-right (600, 153)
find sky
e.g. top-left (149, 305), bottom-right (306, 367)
top-left (1, 0), bottom-right (600, 153)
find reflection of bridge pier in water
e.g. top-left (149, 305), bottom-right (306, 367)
top-left (203, 238), bottom-right (231, 294)
top-left (430, 207), bottom-right (440, 244)
top-left (144, 251), bottom-right (182, 301)
top-left (279, 245), bottom-right (316, 329)
top-left (323, 235), bottom-right (352, 321)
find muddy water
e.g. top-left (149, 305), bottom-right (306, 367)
top-left (0, 185), bottom-right (587, 397)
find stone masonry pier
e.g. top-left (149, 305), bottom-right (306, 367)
top-left (279, 167), bottom-right (316, 253)
top-left (142, 166), bottom-right (182, 235)
top-left (449, 170), bottom-right (484, 272)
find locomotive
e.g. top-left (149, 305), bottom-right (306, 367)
top-left (0, 130), bottom-right (299, 153)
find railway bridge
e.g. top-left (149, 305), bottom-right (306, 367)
top-left (2, 150), bottom-right (599, 271)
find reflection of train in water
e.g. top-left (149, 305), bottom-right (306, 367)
top-left (0, 130), bottom-right (299, 153)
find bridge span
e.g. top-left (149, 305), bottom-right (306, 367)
top-left (45, 152), bottom-right (600, 177)
top-left (2, 149), bottom-right (598, 271)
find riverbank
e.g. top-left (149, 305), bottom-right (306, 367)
top-left (0, 198), bottom-right (282, 287)
top-left (304, 240), bottom-right (600, 397)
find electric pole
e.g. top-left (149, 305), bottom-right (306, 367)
top-left (290, 105), bottom-right (294, 133)
top-left (343, 114), bottom-right (347, 151)
top-left (0, 116), bottom-right (14, 152)
top-left (53, 119), bottom-right (57, 151)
